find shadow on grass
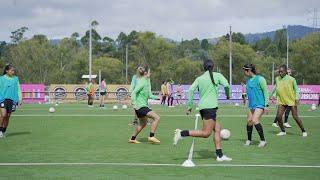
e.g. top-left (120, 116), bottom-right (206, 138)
top-left (137, 137), bottom-right (160, 145)
top-left (6, 131), bottom-right (31, 137)
top-left (267, 131), bottom-right (296, 136)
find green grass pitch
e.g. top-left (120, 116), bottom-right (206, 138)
top-left (0, 103), bottom-right (319, 179)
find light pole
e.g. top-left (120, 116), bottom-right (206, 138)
top-left (229, 26), bottom-right (232, 85)
top-left (286, 25), bottom-right (289, 68)
top-left (89, 23), bottom-right (92, 81)
top-left (126, 44), bottom-right (128, 84)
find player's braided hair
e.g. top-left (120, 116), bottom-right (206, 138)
top-left (203, 59), bottom-right (215, 85)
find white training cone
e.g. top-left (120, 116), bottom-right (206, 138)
top-left (182, 159), bottom-right (195, 167)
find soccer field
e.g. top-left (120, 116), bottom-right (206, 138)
top-left (0, 103), bottom-right (319, 179)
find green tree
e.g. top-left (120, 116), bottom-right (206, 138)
top-left (92, 56), bottom-right (125, 84)
top-left (10, 26), bottom-right (28, 44)
top-left (200, 39), bottom-right (210, 50)
top-left (290, 33), bottom-right (320, 84)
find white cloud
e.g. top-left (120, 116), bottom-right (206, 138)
top-left (0, 0), bottom-right (319, 41)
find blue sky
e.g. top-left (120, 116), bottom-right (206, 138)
top-left (0, 0), bottom-right (319, 41)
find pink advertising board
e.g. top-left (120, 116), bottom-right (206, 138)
top-left (20, 84), bottom-right (46, 103)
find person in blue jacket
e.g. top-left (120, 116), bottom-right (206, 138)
top-left (0, 64), bottom-right (22, 138)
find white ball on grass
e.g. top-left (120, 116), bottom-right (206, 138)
top-left (122, 105), bottom-right (128, 109)
top-left (49, 107), bottom-right (55, 113)
top-left (113, 105), bottom-right (118, 110)
top-left (235, 103), bottom-right (240, 106)
top-left (220, 129), bottom-right (231, 140)
top-left (311, 105), bottom-right (317, 111)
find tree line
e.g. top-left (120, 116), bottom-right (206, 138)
top-left (0, 21), bottom-right (319, 90)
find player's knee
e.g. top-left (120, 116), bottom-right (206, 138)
top-left (154, 116), bottom-right (160, 122)
top-left (276, 115), bottom-right (282, 121)
top-left (203, 131), bottom-right (211, 138)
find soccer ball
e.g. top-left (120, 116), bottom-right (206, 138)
top-left (235, 103), bottom-right (240, 106)
top-left (311, 104), bottom-right (317, 111)
top-left (113, 105), bottom-right (118, 110)
top-left (49, 107), bottom-right (55, 113)
top-left (122, 104), bottom-right (128, 109)
top-left (220, 129), bottom-right (231, 140)
top-left (55, 103), bottom-right (59, 107)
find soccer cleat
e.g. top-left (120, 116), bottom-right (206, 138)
top-left (302, 132), bottom-right (308, 137)
top-left (244, 140), bottom-right (251, 146)
top-left (216, 155), bottom-right (232, 162)
top-left (272, 123), bottom-right (279, 128)
top-left (258, 141), bottom-right (267, 148)
top-left (148, 137), bottom-right (160, 143)
top-left (284, 123), bottom-right (292, 128)
top-left (173, 129), bottom-right (182, 145)
top-left (0, 131), bottom-right (3, 138)
top-left (277, 131), bottom-right (286, 136)
top-left (128, 139), bottom-right (141, 144)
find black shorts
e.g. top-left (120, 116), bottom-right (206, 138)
top-left (135, 107), bottom-right (152, 118)
top-left (199, 108), bottom-right (218, 120)
top-left (100, 92), bottom-right (107, 96)
top-left (0, 99), bottom-right (16, 113)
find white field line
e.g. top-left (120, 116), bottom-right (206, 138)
top-left (11, 114), bottom-right (320, 118)
top-left (0, 162), bottom-right (319, 168)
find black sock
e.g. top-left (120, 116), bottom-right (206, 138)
top-left (280, 127), bottom-right (286, 132)
top-left (301, 128), bottom-right (306, 133)
top-left (254, 123), bottom-right (265, 141)
top-left (216, 149), bottom-right (223, 158)
top-left (180, 130), bottom-right (189, 137)
top-left (273, 118), bottom-right (278, 123)
top-left (149, 132), bottom-right (155, 137)
top-left (247, 125), bottom-right (253, 141)
top-left (0, 127), bottom-right (3, 132)
top-left (3, 128), bottom-right (6, 133)
top-left (131, 136), bottom-right (136, 140)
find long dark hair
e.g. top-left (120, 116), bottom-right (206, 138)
top-left (280, 64), bottom-right (288, 73)
top-left (3, 64), bottom-right (14, 75)
top-left (203, 59), bottom-right (215, 85)
top-left (136, 65), bottom-right (149, 77)
top-left (243, 64), bottom-right (257, 74)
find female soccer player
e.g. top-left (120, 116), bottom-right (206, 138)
top-left (176, 83), bottom-right (183, 105)
top-left (160, 81), bottom-right (167, 105)
top-left (129, 66), bottom-right (161, 144)
top-left (87, 79), bottom-right (95, 107)
top-left (99, 78), bottom-right (107, 108)
top-left (0, 64), bottom-right (22, 138)
top-left (242, 64), bottom-right (268, 147)
top-left (241, 82), bottom-right (247, 106)
top-left (166, 80), bottom-right (174, 107)
top-left (272, 68), bottom-right (293, 128)
top-left (272, 65), bottom-right (307, 137)
top-left (173, 59), bottom-right (232, 162)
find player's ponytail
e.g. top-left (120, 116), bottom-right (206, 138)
top-left (203, 59), bottom-right (215, 85)
top-left (3, 64), bottom-right (14, 75)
